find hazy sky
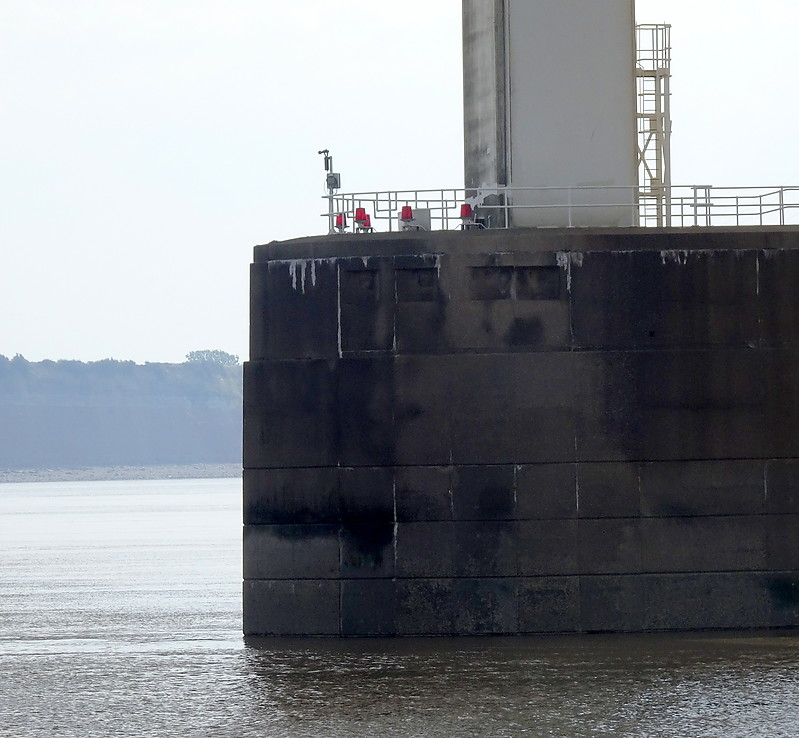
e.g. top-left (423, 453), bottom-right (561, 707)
top-left (2, 0), bottom-right (797, 364)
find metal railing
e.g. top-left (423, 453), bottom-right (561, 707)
top-left (323, 185), bottom-right (799, 233)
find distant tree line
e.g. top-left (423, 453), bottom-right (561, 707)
top-left (0, 352), bottom-right (243, 469)
top-left (185, 349), bottom-right (239, 366)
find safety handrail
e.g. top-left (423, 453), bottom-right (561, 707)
top-left (322, 185), bottom-right (799, 233)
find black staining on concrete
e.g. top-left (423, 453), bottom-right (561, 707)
top-left (767, 577), bottom-right (799, 609)
top-left (341, 580), bottom-right (397, 636)
top-left (395, 466), bottom-right (452, 522)
top-left (341, 523), bottom-right (394, 578)
top-left (453, 465), bottom-right (515, 520)
top-left (244, 226), bottom-right (799, 635)
top-left (505, 317), bottom-right (545, 346)
top-left (340, 265), bottom-right (393, 353)
top-left (516, 464), bottom-right (577, 519)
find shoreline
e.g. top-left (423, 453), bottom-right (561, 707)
top-left (0, 463), bottom-right (242, 484)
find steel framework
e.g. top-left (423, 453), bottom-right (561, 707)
top-left (636, 24), bottom-right (672, 226)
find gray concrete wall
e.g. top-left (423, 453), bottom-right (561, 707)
top-left (244, 227), bottom-right (799, 635)
top-left (463, 0), bottom-right (507, 189)
top-left (462, 0), bottom-right (637, 226)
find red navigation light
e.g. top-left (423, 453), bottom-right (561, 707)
top-left (363, 214), bottom-right (372, 229)
top-left (400, 205), bottom-right (414, 222)
top-left (460, 203), bottom-right (473, 219)
top-left (354, 207), bottom-right (367, 224)
top-left (335, 212), bottom-right (347, 229)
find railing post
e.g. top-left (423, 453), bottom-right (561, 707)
top-left (780, 187), bottom-right (785, 226)
top-left (567, 187), bottom-right (573, 228)
top-left (327, 194), bottom-right (335, 235)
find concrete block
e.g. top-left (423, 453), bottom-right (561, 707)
top-left (579, 575), bottom-right (645, 632)
top-left (395, 522), bottom-right (454, 577)
top-left (395, 466), bottom-right (453, 522)
top-left (759, 350), bottom-right (799, 458)
top-left (451, 273), bottom-right (569, 351)
top-left (516, 463), bottom-right (577, 519)
top-left (571, 250), bottom-right (759, 350)
top-left (336, 357), bottom-right (395, 466)
top-left (249, 260), bottom-right (339, 361)
top-left (641, 517), bottom-right (766, 573)
top-left (339, 259), bottom-right (394, 352)
top-left (394, 355), bottom-right (452, 465)
top-left (576, 350), bottom-right (769, 462)
top-left (573, 351), bottom-right (635, 462)
top-left (395, 301), bottom-right (449, 354)
top-left (517, 520), bottom-right (578, 575)
top-left (339, 467), bottom-right (394, 524)
top-left (766, 460), bottom-right (799, 514)
top-left (578, 519), bottom-right (642, 574)
top-left (341, 580), bottom-right (397, 636)
top-left (450, 355), bottom-right (516, 463)
top-left (765, 515), bottom-right (799, 570)
top-left (243, 360), bottom-right (337, 468)
top-left (643, 573), bottom-right (771, 631)
top-left (452, 465), bottom-right (515, 520)
top-left (394, 256), bottom-right (443, 301)
top-left (641, 460), bottom-right (765, 517)
top-left (259, 258), bottom-right (340, 360)
top-left (243, 468), bottom-right (339, 525)
top-left (468, 264), bottom-right (515, 301)
top-left (447, 259), bottom-right (568, 351)
top-left (518, 577), bottom-right (580, 633)
top-left (506, 302), bottom-right (571, 351)
top-left (453, 521), bottom-right (518, 577)
top-left (394, 259), bottom-right (448, 353)
top-left (453, 579), bottom-right (518, 634)
top-left (759, 249), bottom-right (799, 347)
top-left (249, 262), bottom-right (269, 361)
top-left (340, 523), bottom-right (395, 579)
top-left (512, 354), bottom-right (577, 463)
top-left (577, 462), bottom-right (640, 518)
top-left (243, 580), bottom-right (340, 636)
top-left (764, 574), bottom-right (799, 628)
top-left (242, 525), bottom-right (340, 579)
top-left (397, 579), bottom-right (454, 635)
top-left (449, 292), bottom-right (519, 353)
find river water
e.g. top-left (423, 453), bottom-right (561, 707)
top-left (1, 477), bottom-right (798, 737)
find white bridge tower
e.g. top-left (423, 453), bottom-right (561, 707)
top-left (463, 0), bottom-right (671, 228)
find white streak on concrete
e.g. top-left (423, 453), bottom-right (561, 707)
top-left (660, 250), bottom-right (689, 265)
top-left (276, 258), bottom-right (339, 294)
top-left (336, 264), bottom-right (343, 359)
top-left (756, 253), bottom-right (761, 296)
top-left (556, 251), bottom-right (583, 292)
top-left (392, 264), bottom-right (398, 353)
